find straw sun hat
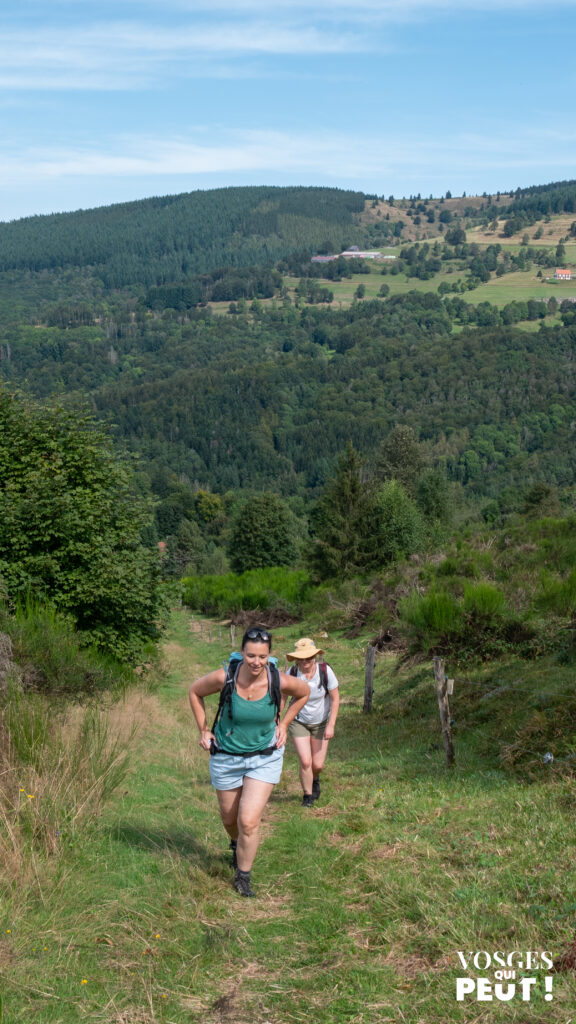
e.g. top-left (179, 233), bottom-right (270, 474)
top-left (286, 637), bottom-right (324, 661)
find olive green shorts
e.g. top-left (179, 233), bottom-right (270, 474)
top-left (288, 718), bottom-right (328, 740)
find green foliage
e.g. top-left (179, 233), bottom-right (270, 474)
top-left (393, 515), bottom-right (576, 662)
top-left (398, 590), bottom-right (464, 651)
top-left (369, 479), bottom-right (425, 564)
top-left (462, 581), bottom-right (508, 620)
top-left (0, 599), bottom-right (132, 695)
top-left (0, 186), bottom-right (366, 287)
top-left (182, 567), bottom-right (310, 617)
top-left (310, 445), bottom-right (429, 581)
top-left (375, 425), bottom-right (424, 494)
top-left (227, 493), bottom-right (299, 573)
top-left (0, 388), bottom-right (165, 661)
top-left (1, 682), bottom-right (132, 850)
top-left (536, 569), bottom-right (576, 617)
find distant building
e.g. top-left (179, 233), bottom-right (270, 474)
top-left (340, 249), bottom-right (383, 260)
top-left (311, 255), bottom-right (338, 262)
top-left (554, 268), bottom-right (572, 280)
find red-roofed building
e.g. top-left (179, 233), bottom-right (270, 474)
top-left (554, 268), bottom-right (572, 280)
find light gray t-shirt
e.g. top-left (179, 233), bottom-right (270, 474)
top-left (291, 663), bottom-right (338, 725)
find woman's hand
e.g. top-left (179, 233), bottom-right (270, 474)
top-left (324, 724), bottom-right (335, 741)
top-left (199, 728), bottom-right (215, 751)
top-left (275, 722), bottom-right (288, 749)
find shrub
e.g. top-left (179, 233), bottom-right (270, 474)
top-left (0, 388), bottom-right (166, 662)
top-left (0, 599), bottom-right (133, 696)
top-left (462, 582), bottom-right (508, 621)
top-left (398, 590), bottom-right (464, 651)
top-left (182, 568), bottom-right (310, 618)
top-left (536, 570), bottom-right (576, 617)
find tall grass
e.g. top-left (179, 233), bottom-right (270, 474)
top-left (0, 689), bottom-right (133, 872)
top-left (0, 599), bottom-right (133, 696)
top-left (0, 601), bottom-right (135, 880)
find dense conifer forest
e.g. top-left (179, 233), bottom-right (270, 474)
top-left (0, 180), bottom-right (575, 590)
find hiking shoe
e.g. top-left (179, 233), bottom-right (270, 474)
top-left (229, 840), bottom-right (238, 869)
top-left (302, 794), bottom-right (315, 807)
top-left (233, 870), bottom-right (255, 897)
top-left (312, 778), bottom-right (321, 801)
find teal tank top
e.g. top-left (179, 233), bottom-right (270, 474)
top-left (214, 688), bottom-right (277, 754)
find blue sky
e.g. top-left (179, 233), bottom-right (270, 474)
top-left (1, 0), bottom-right (576, 222)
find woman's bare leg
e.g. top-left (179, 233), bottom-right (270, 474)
top-left (235, 777), bottom-right (275, 871)
top-left (291, 734), bottom-right (313, 795)
top-left (216, 786), bottom-right (242, 841)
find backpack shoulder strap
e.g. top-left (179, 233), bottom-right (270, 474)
top-left (318, 661), bottom-right (330, 694)
top-left (211, 655), bottom-right (240, 731)
top-left (269, 662), bottom-right (282, 723)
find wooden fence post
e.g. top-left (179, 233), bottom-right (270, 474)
top-left (363, 645), bottom-right (376, 713)
top-left (433, 656), bottom-right (455, 767)
top-left (230, 624), bottom-right (235, 647)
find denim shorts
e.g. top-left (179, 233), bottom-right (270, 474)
top-left (209, 746), bottom-right (285, 790)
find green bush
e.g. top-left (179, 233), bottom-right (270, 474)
top-left (0, 599), bottom-right (133, 696)
top-left (398, 590), bottom-right (464, 651)
top-left (462, 582), bottom-right (508, 620)
top-left (0, 389), bottom-right (166, 662)
top-left (536, 569), bottom-right (576, 617)
top-left (182, 567), bottom-right (311, 618)
top-left (398, 583), bottom-right (535, 662)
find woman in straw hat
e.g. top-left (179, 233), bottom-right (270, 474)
top-left (285, 637), bottom-right (340, 807)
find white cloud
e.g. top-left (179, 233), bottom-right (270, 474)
top-left (2, 126), bottom-right (575, 187)
top-left (0, 19), bottom-right (366, 92)
top-left (133, 0), bottom-right (576, 13)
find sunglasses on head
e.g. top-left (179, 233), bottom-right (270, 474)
top-left (245, 628), bottom-right (271, 643)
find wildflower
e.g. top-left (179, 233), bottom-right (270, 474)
top-left (81, 979), bottom-right (88, 985)
top-left (27, 794), bottom-right (35, 800)
top-left (6, 930), bottom-right (11, 934)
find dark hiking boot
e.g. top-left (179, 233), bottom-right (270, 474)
top-left (312, 778), bottom-right (321, 801)
top-left (302, 793), bottom-right (315, 807)
top-left (233, 869), bottom-right (255, 897)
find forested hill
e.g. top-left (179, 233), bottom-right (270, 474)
top-left (0, 186), bottom-right (367, 288)
top-left (0, 178), bottom-right (575, 515)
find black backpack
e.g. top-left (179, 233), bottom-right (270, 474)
top-left (289, 661), bottom-right (330, 695)
top-left (212, 653), bottom-right (282, 734)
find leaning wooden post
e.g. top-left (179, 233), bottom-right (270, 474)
top-left (230, 624), bottom-right (235, 647)
top-left (433, 656), bottom-right (455, 767)
top-left (363, 645), bottom-right (376, 713)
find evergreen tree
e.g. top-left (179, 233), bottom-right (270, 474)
top-left (228, 493), bottom-right (298, 573)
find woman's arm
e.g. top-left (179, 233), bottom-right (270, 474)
top-left (188, 669), bottom-right (227, 751)
top-left (324, 686), bottom-right (340, 740)
top-left (275, 674), bottom-right (310, 748)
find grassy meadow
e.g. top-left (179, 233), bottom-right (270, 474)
top-left (2, 608), bottom-right (576, 1023)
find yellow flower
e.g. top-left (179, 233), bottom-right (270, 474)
top-left (81, 979), bottom-right (88, 985)
top-left (27, 794), bottom-right (35, 800)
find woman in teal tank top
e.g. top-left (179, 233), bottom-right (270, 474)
top-left (189, 628), bottom-right (309, 898)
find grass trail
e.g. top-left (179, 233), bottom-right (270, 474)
top-left (2, 610), bottom-right (576, 1023)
